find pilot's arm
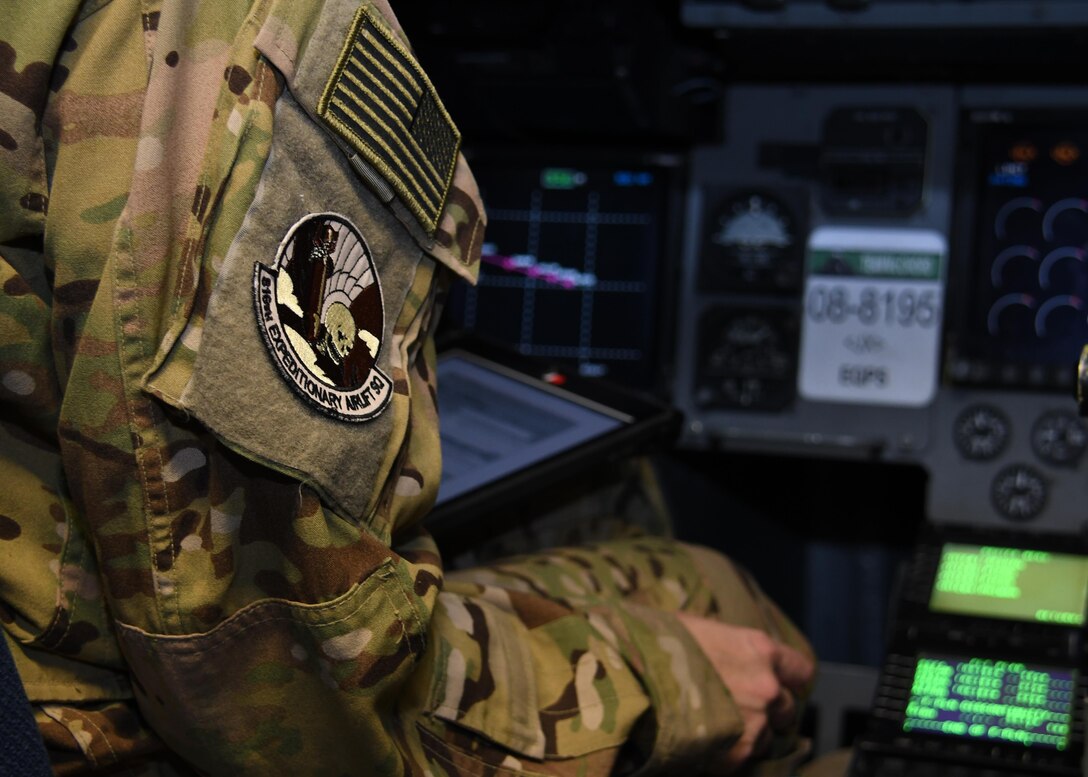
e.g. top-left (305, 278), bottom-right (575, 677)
top-left (0, 1), bottom-right (811, 774)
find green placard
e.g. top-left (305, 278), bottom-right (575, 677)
top-left (807, 249), bottom-right (942, 280)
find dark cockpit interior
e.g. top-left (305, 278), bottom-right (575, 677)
top-left (398, 3), bottom-right (1088, 774)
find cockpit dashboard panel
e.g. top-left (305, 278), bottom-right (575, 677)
top-left (673, 85), bottom-right (1088, 533)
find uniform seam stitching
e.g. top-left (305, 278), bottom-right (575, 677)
top-left (66, 708), bottom-right (119, 763)
top-left (37, 502), bottom-right (82, 650)
top-left (40, 705), bottom-right (98, 767)
top-left (139, 0), bottom-right (155, 74)
top-left (392, 564), bottom-right (426, 654)
top-left (163, 18), bottom-right (268, 632)
top-left (269, 36), bottom-right (294, 70)
top-left (174, 178), bottom-right (209, 322)
top-left (119, 156), bottom-right (175, 623)
top-left (118, 562), bottom-right (397, 653)
top-left (163, 9), bottom-right (269, 404)
top-left (113, 240), bottom-right (166, 631)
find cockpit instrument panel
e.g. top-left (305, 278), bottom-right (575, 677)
top-left (850, 527), bottom-right (1088, 776)
top-left (674, 85), bottom-right (1088, 532)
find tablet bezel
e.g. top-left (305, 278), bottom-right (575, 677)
top-left (426, 336), bottom-right (680, 536)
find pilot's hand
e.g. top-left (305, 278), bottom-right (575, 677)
top-left (676, 611), bottom-right (815, 772)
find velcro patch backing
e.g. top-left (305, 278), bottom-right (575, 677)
top-left (317, 5), bottom-right (461, 235)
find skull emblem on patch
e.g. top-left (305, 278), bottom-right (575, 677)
top-left (254, 213), bottom-right (392, 421)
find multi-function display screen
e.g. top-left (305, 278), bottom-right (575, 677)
top-left (929, 543), bottom-right (1088, 625)
top-left (905, 655), bottom-right (1075, 750)
top-left (442, 154), bottom-right (676, 388)
top-left (950, 112), bottom-right (1088, 391)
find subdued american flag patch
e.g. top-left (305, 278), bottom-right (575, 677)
top-left (317, 6), bottom-right (461, 235)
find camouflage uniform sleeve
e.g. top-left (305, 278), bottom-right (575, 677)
top-left (0, 1), bottom-right (78, 243)
top-left (1, 2), bottom-right (175, 773)
top-left (1, 0), bottom-right (466, 771)
top-left (427, 538), bottom-right (813, 776)
top-left (2, 1), bottom-right (811, 775)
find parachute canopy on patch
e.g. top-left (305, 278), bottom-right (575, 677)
top-left (317, 6), bottom-right (461, 236)
top-left (253, 213), bottom-right (392, 423)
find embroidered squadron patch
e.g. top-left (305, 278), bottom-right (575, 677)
top-left (254, 213), bottom-right (392, 422)
top-left (316, 5), bottom-right (460, 236)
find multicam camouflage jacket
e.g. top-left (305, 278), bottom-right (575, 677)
top-left (0, 1), bottom-right (811, 775)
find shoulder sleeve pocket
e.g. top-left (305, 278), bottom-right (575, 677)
top-left (143, 1), bottom-right (483, 535)
top-left (256, 0), bottom-right (485, 283)
top-left (115, 557), bottom-right (429, 775)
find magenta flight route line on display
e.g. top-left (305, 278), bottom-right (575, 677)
top-left (480, 246), bottom-right (598, 291)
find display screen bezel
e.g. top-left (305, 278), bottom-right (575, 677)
top-left (440, 146), bottom-right (686, 393)
top-left (946, 108), bottom-right (1088, 393)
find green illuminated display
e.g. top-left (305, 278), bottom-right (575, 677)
top-left (929, 544), bottom-right (1088, 625)
top-left (540, 168), bottom-right (587, 190)
top-left (904, 655), bottom-right (1075, 750)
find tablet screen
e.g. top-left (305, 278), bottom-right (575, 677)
top-left (435, 353), bottom-right (627, 506)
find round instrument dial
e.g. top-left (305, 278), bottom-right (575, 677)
top-left (953, 405), bottom-right (1011, 461)
top-left (1031, 410), bottom-right (1088, 467)
top-left (991, 464), bottom-right (1047, 522)
top-left (700, 191), bottom-right (801, 292)
top-left (696, 309), bottom-right (797, 411)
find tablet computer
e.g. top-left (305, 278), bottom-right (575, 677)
top-left (427, 338), bottom-right (680, 533)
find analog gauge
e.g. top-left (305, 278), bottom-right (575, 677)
top-left (696, 309), bottom-right (797, 411)
top-left (700, 191), bottom-right (801, 293)
top-left (1031, 410), bottom-right (1088, 467)
top-left (991, 464), bottom-right (1047, 522)
top-left (713, 317), bottom-right (787, 408)
top-left (953, 405), bottom-right (1011, 461)
top-left (713, 195), bottom-right (792, 253)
